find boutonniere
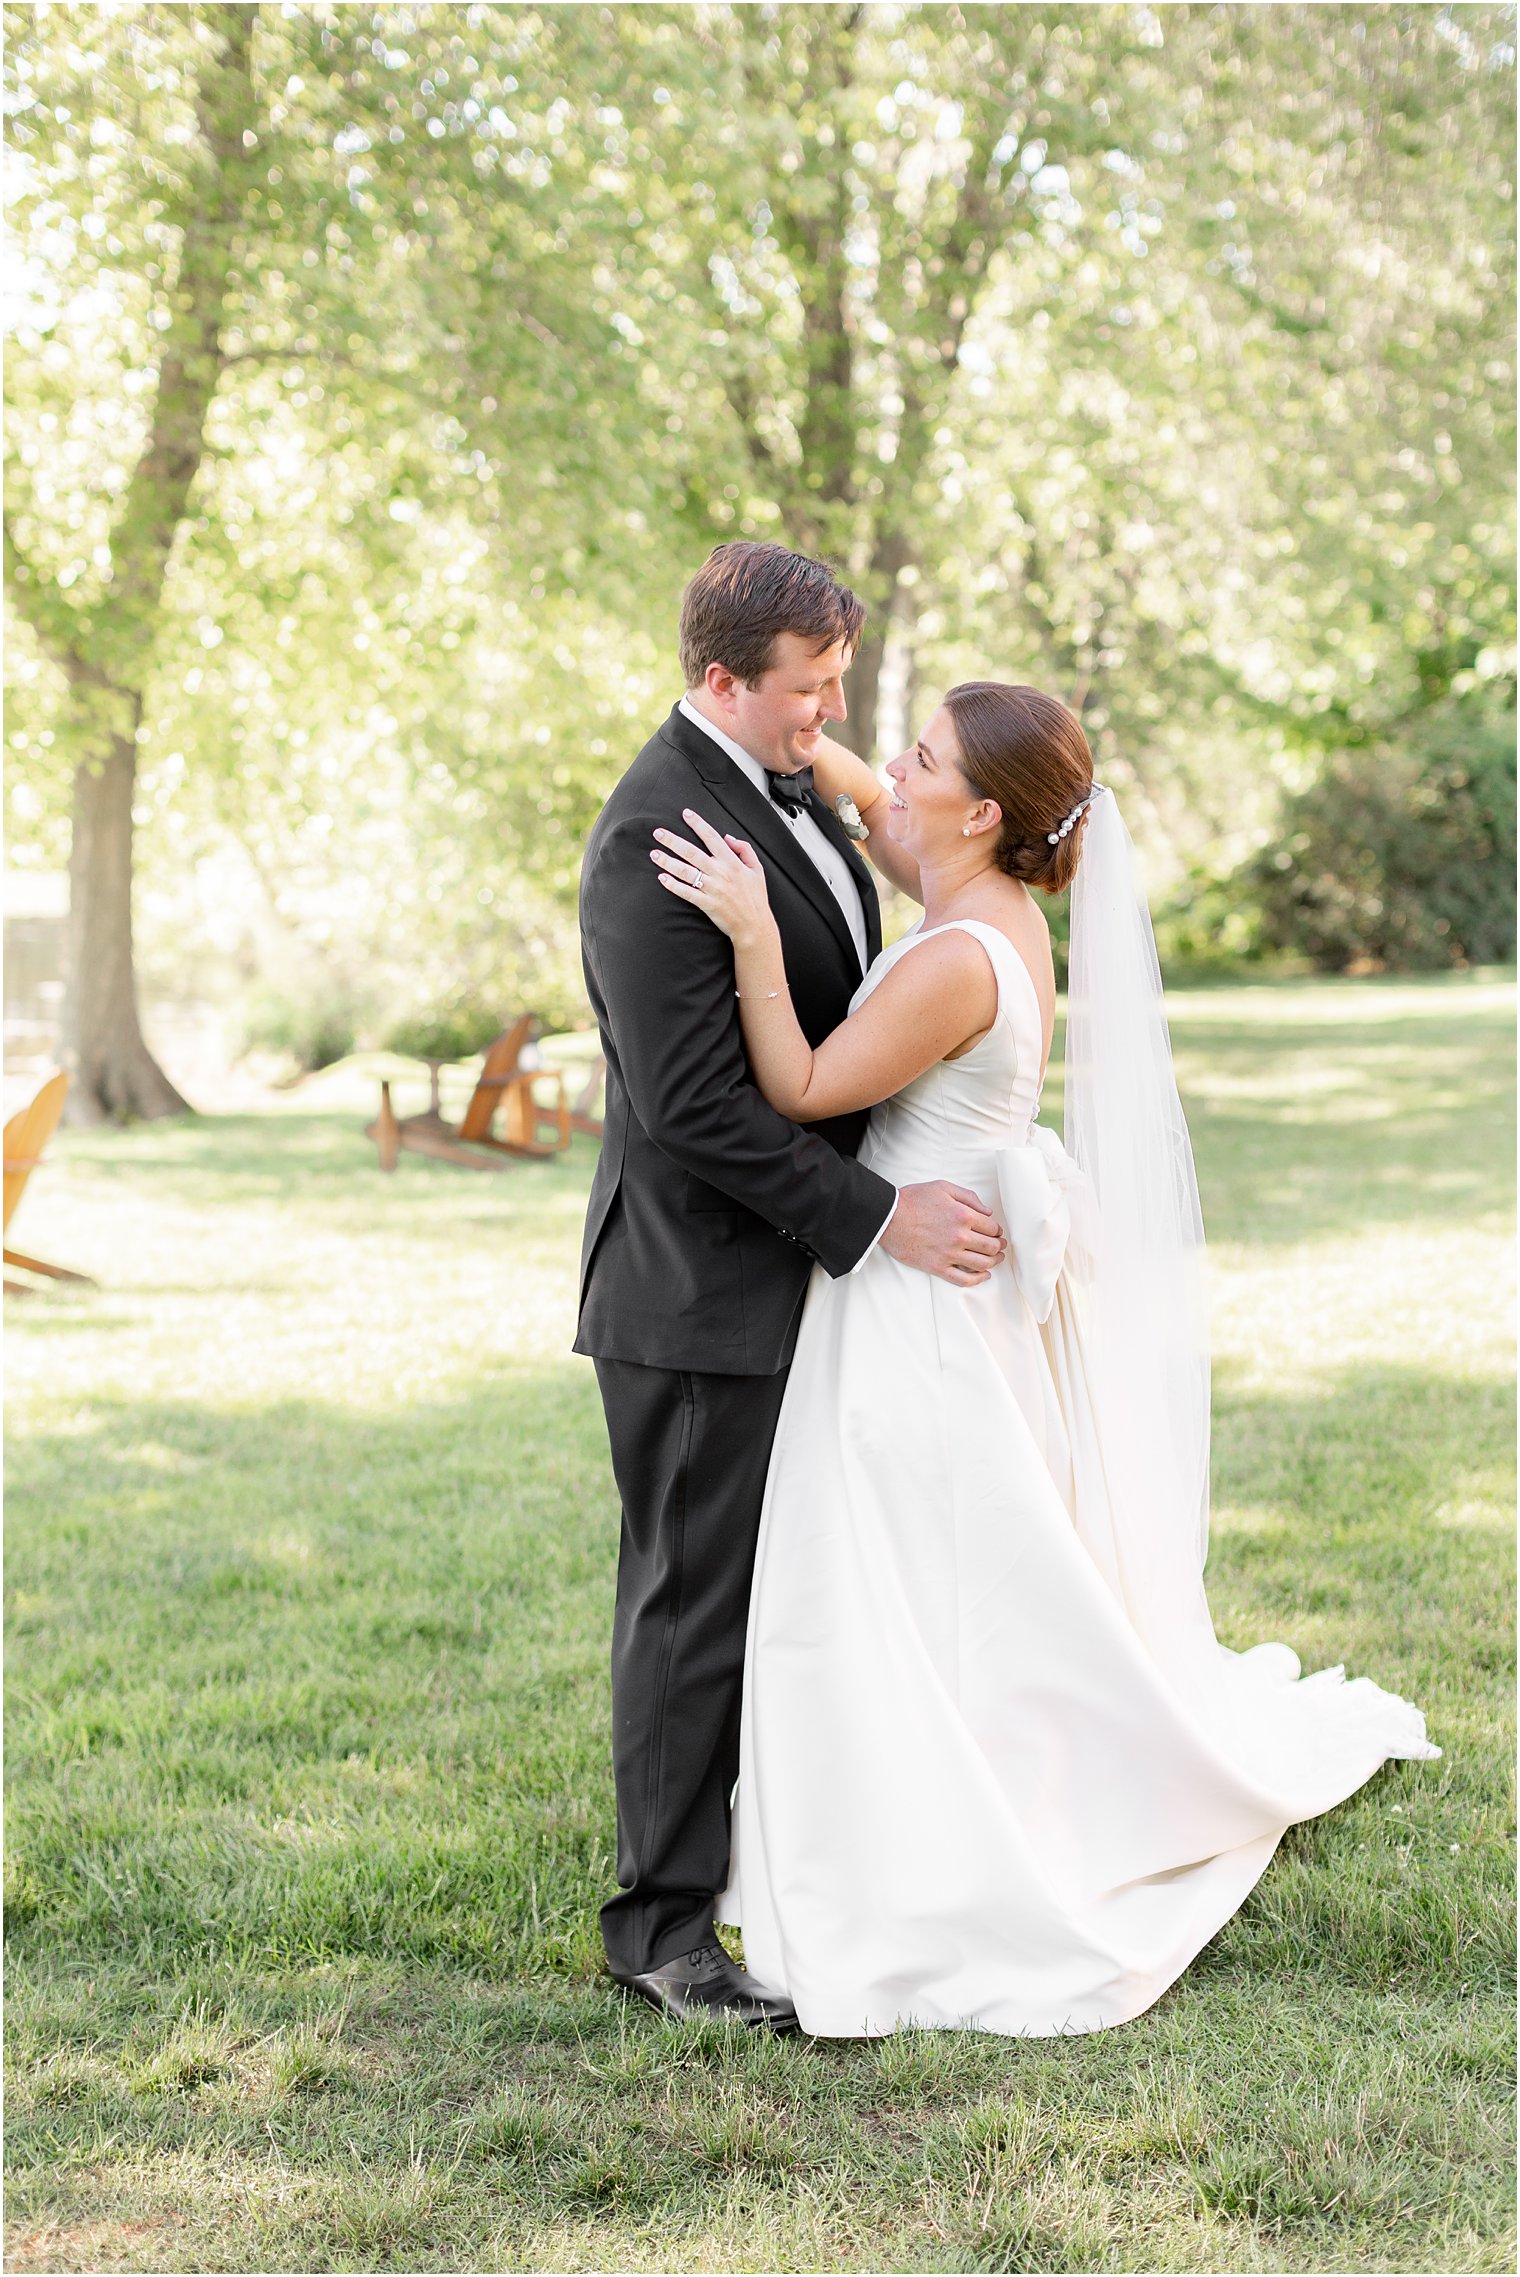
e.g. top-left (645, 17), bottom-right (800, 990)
top-left (833, 793), bottom-right (870, 843)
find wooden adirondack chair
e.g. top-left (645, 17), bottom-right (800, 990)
top-left (4, 1071), bottom-right (94, 1292)
top-left (366, 1015), bottom-right (572, 1172)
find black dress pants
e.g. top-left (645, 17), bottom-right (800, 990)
top-left (593, 1356), bottom-right (791, 1978)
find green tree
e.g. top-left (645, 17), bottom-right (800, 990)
top-left (6, 3), bottom-right (1513, 1070)
top-left (6, 2), bottom-right (262, 1117)
top-left (598, 2), bottom-right (1512, 834)
top-left (4, 0), bottom-right (642, 1118)
top-left (1242, 696), bottom-right (1517, 971)
top-left (595, 2), bottom-right (1160, 758)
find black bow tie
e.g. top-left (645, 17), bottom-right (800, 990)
top-left (768, 766), bottom-right (814, 817)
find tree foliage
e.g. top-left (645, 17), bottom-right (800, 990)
top-left (4, 4), bottom-right (1514, 1113)
top-left (1242, 697), bottom-right (1517, 971)
top-left (5, 0), bottom-right (679, 1106)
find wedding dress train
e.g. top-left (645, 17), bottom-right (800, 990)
top-left (716, 916), bottom-right (1438, 2038)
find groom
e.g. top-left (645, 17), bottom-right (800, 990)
top-left (574, 542), bottom-right (1005, 2031)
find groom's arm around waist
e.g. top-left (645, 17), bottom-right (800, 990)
top-left (583, 811), bottom-right (894, 1276)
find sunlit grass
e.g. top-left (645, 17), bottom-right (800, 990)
top-left (5, 977), bottom-right (1514, 2273)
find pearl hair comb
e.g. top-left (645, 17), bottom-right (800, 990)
top-left (1047, 784), bottom-right (1107, 845)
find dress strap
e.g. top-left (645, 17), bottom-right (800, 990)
top-left (903, 919), bottom-right (1050, 1118)
top-left (901, 919), bottom-right (1037, 1033)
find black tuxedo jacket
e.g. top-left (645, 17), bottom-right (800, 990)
top-left (573, 704), bottom-right (897, 1375)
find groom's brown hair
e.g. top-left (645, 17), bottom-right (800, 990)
top-left (679, 542), bottom-right (865, 690)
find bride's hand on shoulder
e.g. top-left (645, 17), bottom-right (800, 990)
top-left (651, 810), bottom-right (776, 949)
top-left (809, 733), bottom-right (923, 904)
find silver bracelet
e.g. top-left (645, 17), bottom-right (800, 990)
top-left (735, 989), bottom-right (781, 1000)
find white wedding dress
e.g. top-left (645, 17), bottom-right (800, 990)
top-left (716, 916), bottom-right (1438, 2038)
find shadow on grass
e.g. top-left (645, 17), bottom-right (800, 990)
top-left (41, 973), bottom-right (1515, 1253)
top-left (7, 986), bottom-right (1512, 2274)
top-left (1178, 1005), bottom-right (1513, 1245)
top-left (1038, 998), bottom-right (1514, 1246)
top-left (46, 1112), bottom-right (604, 1216)
top-left (6, 1362), bottom-right (618, 1983)
top-left (1209, 1358), bottom-right (1514, 1627)
top-left (5, 1351), bottom-right (1510, 2003)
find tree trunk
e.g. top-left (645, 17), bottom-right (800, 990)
top-left (839, 528), bottom-right (910, 763)
top-left (63, 717), bottom-right (190, 1123)
top-left (10, 1), bottom-right (259, 1121)
top-left (843, 612), bottom-right (888, 765)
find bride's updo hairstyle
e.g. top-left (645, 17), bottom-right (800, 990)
top-left (942, 682), bottom-right (1096, 894)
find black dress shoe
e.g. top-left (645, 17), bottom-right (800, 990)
top-left (613, 1941), bottom-right (801, 2033)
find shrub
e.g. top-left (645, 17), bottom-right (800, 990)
top-left (1152, 867), bottom-right (1266, 977)
top-left (242, 982), bottom-right (366, 1071)
top-left (1240, 700), bottom-right (1516, 972)
top-left (384, 1004), bottom-right (509, 1064)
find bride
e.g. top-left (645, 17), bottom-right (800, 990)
top-left (649, 679), bottom-right (1439, 2039)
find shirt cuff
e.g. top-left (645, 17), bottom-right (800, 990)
top-left (847, 1188), bottom-right (899, 1274)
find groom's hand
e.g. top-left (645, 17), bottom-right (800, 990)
top-left (881, 1183), bottom-right (1006, 1286)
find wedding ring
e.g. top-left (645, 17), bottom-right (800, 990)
top-left (691, 869), bottom-right (704, 890)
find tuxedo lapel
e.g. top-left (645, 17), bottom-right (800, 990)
top-left (806, 787), bottom-right (883, 965)
top-left (660, 708), bottom-right (868, 978)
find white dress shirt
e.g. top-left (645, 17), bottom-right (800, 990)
top-left (677, 696), bottom-right (869, 971)
top-left (677, 694), bottom-right (897, 1268)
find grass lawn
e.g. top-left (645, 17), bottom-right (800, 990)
top-left (5, 975), bottom-right (1515, 2275)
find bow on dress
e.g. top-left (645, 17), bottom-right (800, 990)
top-left (991, 1126), bottom-right (1097, 1323)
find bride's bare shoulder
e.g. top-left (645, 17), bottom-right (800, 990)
top-left (887, 924), bottom-right (1000, 987)
top-left (873, 924), bottom-right (1000, 1018)
top-left (973, 878), bottom-right (1053, 958)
